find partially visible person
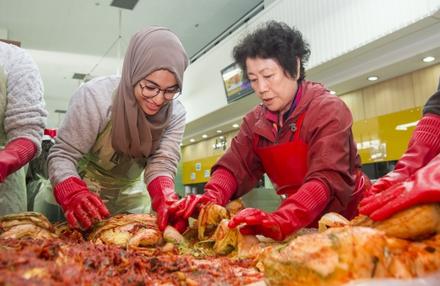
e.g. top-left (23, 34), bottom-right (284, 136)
top-left (35, 27), bottom-right (189, 231)
top-left (169, 21), bottom-right (369, 241)
top-left (27, 128), bottom-right (57, 181)
top-left (26, 128), bottom-right (56, 211)
top-left (360, 87), bottom-right (440, 221)
top-left (0, 41), bottom-right (47, 215)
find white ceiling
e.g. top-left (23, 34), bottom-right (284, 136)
top-left (0, 0), bottom-right (263, 58)
top-left (0, 0), bottom-right (263, 126)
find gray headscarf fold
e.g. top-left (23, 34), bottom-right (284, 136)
top-left (111, 26), bottom-right (188, 158)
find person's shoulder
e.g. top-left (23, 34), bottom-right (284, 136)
top-left (0, 42), bottom-right (24, 59)
top-left (68, 76), bottom-right (118, 121)
top-left (304, 81), bottom-right (347, 109)
top-left (73, 75), bottom-right (119, 102)
top-left (0, 42), bottom-right (35, 72)
top-left (300, 81), bottom-right (351, 124)
top-left (243, 104), bottom-right (264, 123)
top-left (81, 75), bottom-right (120, 94)
top-left (423, 90), bottom-right (440, 116)
top-left (68, 76), bottom-right (116, 123)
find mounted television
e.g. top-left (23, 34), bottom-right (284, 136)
top-left (220, 62), bottom-right (253, 104)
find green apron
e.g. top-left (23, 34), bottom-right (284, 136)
top-left (34, 122), bottom-right (151, 221)
top-left (0, 65), bottom-right (28, 215)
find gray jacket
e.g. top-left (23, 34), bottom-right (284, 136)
top-left (48, 75), bottom-right (186, 186)
top-left (0, 42), bottom-right (47, 155)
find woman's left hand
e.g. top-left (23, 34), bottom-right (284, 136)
top-left (228, 208), bottom-right (285, 241)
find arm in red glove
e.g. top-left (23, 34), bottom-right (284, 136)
top-left (0, 138), bottom-right (36, 183)
top-left (168, 167), bottom-right (237, 222)
top-left (147, 176), bottom-right (187, 233)
top-left (228, 180), bottom-right (329, 241)
top-left (54, 176), bottom-right (110, 230)
top-left (368, 114), bottom-right (440, 195)
top-left (360, 153), bottom-right (440, 221)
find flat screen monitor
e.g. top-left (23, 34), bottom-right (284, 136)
top-left (221, 62), bottom-right (253, 103)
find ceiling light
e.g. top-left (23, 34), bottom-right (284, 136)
top-left (368, 76), bottom-right (379, 81)
top-left (232, 123), bottom-right (239, 128)
top-left (395, 120), bottom-right (419, 131)
top-left (216, 130), bottom-right (223, 133)
top-left (72, 73), bottom-right (87, 80)
top-left (422, 56), bottom-right (435, 63)
top-left (329, 90), bottom-right (336, 95)
top-left (219, 136), bottom-right (224, 139)
top-left (110, 0), bottom-right (139, 10)
top-left (190, 138), bottom-right (195, 143)
top-left (202, 134), bottom-right (208, 139)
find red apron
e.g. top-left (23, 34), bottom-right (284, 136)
top-left (255, 113), bottom-right (308, 197)
top-left (255, 112), bottom-right (367, 224)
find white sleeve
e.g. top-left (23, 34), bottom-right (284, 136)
top-left (48, 80), bottom-right (111, 185)
top-left (144, 100), bottom-right (186, 185)
top-left (4, 46), bottom-right (47, 156)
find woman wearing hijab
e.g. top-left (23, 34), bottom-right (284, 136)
top-left (36, 26), bottom-right (189, 231)
top-left (169, 21), bottom-right (369, 241)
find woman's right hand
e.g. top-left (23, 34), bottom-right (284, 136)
top-left (360, 153), bottom-right (440, 221)
top-left (54, 177), bottom-right (110, 230)
top-left (367, 173), bottom-right (408, 195)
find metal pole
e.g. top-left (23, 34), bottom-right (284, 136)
top-left (116, 9), bottom-right (122, 75)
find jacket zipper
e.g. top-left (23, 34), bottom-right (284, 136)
top-left (289, 122), bottom-right (297, 141)
top-left (273, 118), bottom-right (297, 144)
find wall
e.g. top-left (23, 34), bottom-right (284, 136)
top-left (353, 107), bottom-right (423, 163)
top-left (181, 130), bottom-right (238, 160)
top-left (181, 129), bottom-right (238, 184)
top-left (340, 64), bottom-right (440, 121)
top-left (341, 63), bottom-right (440, 164)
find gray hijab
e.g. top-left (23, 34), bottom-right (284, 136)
top-left (111, 26), bottom-right (188, 158)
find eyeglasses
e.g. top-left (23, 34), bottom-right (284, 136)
top-left (138, 80), bottom-right (181, 101)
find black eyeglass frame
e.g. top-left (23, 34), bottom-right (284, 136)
top-left (138, 80), bottom-right (181, 101)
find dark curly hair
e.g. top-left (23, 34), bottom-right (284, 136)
top-left (233, 21), bottom-right (311, 82)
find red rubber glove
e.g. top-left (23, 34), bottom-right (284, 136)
top-left (147, 176), bottom-right (187, 233)
top-left (360, 153), bottom-right (440, 221)
top-left (228, 208), bottom-right (285, 240)
top-left (168, 167), bottom-right (237, 221)
top-left (367, 114), bottom-right (440, 196)
top-left (54, 176), bottom-right (110, 230)
top-left (0, 138), bottom-right (36, 183)
top-left (229, 180), bottom-right (329, 241)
